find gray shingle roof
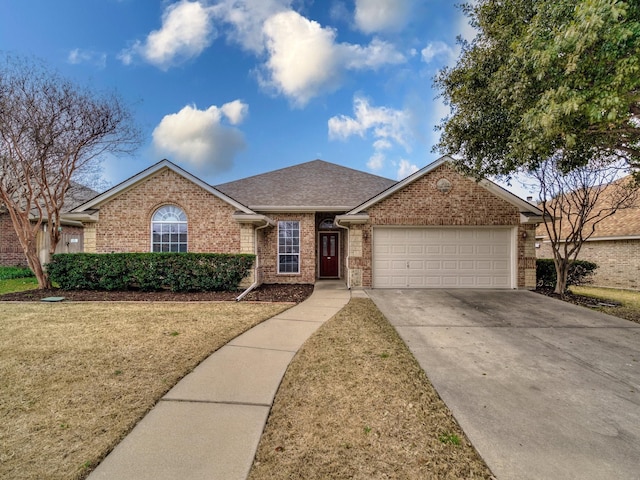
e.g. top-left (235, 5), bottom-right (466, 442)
top-left (215, 159), bottom-right (396, 210)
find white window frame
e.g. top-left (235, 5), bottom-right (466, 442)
top-left (151, 205), bottom-right (188, 253)
top-left (277, 220), bottom-right (300, 274)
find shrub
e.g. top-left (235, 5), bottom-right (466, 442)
top-left (47, 253), bottom-right (255, 292)
top-left (536, 258), bottom-right (598, 290)
top-left (0, 266), bottom-right (34, 280)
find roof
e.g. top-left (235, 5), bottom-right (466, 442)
top-left (347, 155), bottom-right (544, 219)
top-left (72, 159), bottom-right (253, 214)
top-left (537, 175), bottom-right (640, 240)
top-left (215, 159), bottom-right (396, 211)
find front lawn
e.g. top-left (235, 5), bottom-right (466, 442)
top-left (0, 301), bottom-right (289, 480)
top-left (569, 286), bottom-right (640, 324)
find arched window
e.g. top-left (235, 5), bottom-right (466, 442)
top-left (151, 205), bottom-right (187, 252)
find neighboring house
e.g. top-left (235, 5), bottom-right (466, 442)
top-left (0, 182), bottom-right (96, 267)
top-left (536, 180), bottom-right (640, 290)
top-left (68, 156), bottom-right (543, 290)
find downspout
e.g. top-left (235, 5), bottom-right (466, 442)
top-left (334, 218), bottom-right (351, 290)
top-left (236, 221), bottom-right (271, 301)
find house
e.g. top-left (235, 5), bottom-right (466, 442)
top-left (0, 183), bottom-right (96, 267)
top-left (68, 156), bottom-right (543, 290)
top-left (536, 178), bottom-right (640, 290)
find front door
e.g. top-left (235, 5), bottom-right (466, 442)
top-left (319, 232), bottom-right (339, 277)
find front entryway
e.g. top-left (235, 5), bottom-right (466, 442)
top-left (319, 232), bottom-right (339, 278)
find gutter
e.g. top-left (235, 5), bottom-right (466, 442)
top-left (235, 217), bottom-right (274, 301)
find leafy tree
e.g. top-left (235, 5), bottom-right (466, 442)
top-left (435, 0), bottom-right (640, 178)
top-left (529, 157), bottom-right (638, 295)
top-left (0, 54), bottom-right (141, 288)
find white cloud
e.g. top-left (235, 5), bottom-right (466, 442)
top-left (120, 0), bottom-right (217, 70)
top-left (210, 0), bottom-right (291, 53)
top-left (329, 96), bottom-right (413, 172)
top-left (367, 151), bottom-right (385, 171)
top-left (396, 159), bottom-right (419, 179)
top-left (152, 101), bottom-right (248, 174)
top-left (328, 96), bottom-right (411, 149)
top-left (261, 11), bottom-right (342, 106)
top-left (421, 41), bottom-right (456, 64)
top-left (341, 38), bottom-right (406, 70)
top-left (68, 49), bottom-right (107, 68)
top-left (260, 11), bottom-right (405, 106)
top-left (354, 0), bottom-right (413, 33)
top-left (220, 99), bottom-right (249, 124)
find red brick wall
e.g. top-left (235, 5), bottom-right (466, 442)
top-left (537, 239), bottom-right (640, 290)
top-left (0, 213), bottom-right (28, 266)
top-left (95, 168), bottom-right (241, 253)
top-left (358, 164), bottom-right (535, 288)
top-left (257, 212), bottom-right (315, 284)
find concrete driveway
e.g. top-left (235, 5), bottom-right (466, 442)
top-left (367, 289), bottom-right (640, 480)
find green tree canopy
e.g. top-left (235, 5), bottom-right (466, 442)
top-left (435, 0), bottom-right (640, 178)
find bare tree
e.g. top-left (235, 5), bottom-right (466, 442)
top-left (530, 156), bottom-right (638, 295)
top-left (0, 54), bottom-right (141, 288)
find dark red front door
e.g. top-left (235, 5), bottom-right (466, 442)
top-left (319, 232), bottom-right (339, 277)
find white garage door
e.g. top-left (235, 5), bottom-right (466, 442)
top-left (373, 227), bottom-right (513, 288)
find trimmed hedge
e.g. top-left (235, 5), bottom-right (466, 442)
top-left (536, 258), bottom-right (598, 290)
top-left (47, 253), bottom-right (255, 292)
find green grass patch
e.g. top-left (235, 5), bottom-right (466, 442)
top-left (0, 277), bottom-right (39, 295)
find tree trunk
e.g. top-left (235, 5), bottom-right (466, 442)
top-left (23, 243), bottom-right (52, 289)
top-left (553, 258), bottom-right (569, 296)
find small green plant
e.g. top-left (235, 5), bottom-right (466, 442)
top-left (364, 426), bottom-right (372, 434)
top-left (439, 433), bottom-right (461, 445)
top-left (114, 370), bottom-right (123, 376)
top-left (170, 331), bottom-right (180, 337)
top-left (0, 266), bottom-right (34, 280)
top-left (379, 352), bottom-right (390, 359)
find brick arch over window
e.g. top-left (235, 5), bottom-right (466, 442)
top-left (151, 205), bottom-right (187, 252)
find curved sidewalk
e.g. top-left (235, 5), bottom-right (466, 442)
top-left (88, 281), bottom-right (351, 480)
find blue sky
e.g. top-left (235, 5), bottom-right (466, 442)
top-left (0, 0), bottom-right (500, 193)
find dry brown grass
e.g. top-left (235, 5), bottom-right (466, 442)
top-left (0, 301), bottom-right (288, 480)
top-left (570, 286), bottom-right (640, 324)
top-left (249, 298), bottom-right (493, 480)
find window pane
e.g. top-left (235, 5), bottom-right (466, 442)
top-left (278, 221), bottom-right (300, 274)
top-left (151, 205), bottom-right (188, 253)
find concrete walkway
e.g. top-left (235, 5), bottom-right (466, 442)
top-left (88, 280), bottom-right (351, 480)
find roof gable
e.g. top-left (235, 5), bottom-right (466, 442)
top-left (72, 159), bottom-right (253, 214)
top-left (348, 155), bottom-right (543, 217)
top-left (215, 159), bottom-right (396, 211)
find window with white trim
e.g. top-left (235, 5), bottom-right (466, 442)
top-left (151, 205), bottom-right (187, 252)
top-left (278, 221), bottom-right (300, 274)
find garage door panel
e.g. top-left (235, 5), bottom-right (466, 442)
top-left (374, 227), bottom-right (513, 289)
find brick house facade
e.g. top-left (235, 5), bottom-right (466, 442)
top-left (69, 157), bottom-right (543, 292)
top-left (535, 176), bottom-right (640, 291)
top-left (537, 239), bottom-right (640, 291)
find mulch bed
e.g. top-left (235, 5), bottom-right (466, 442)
top-left (0, 283), bottom-right (314, 303)
top-left (535, 287), bottom-right (621, 308)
